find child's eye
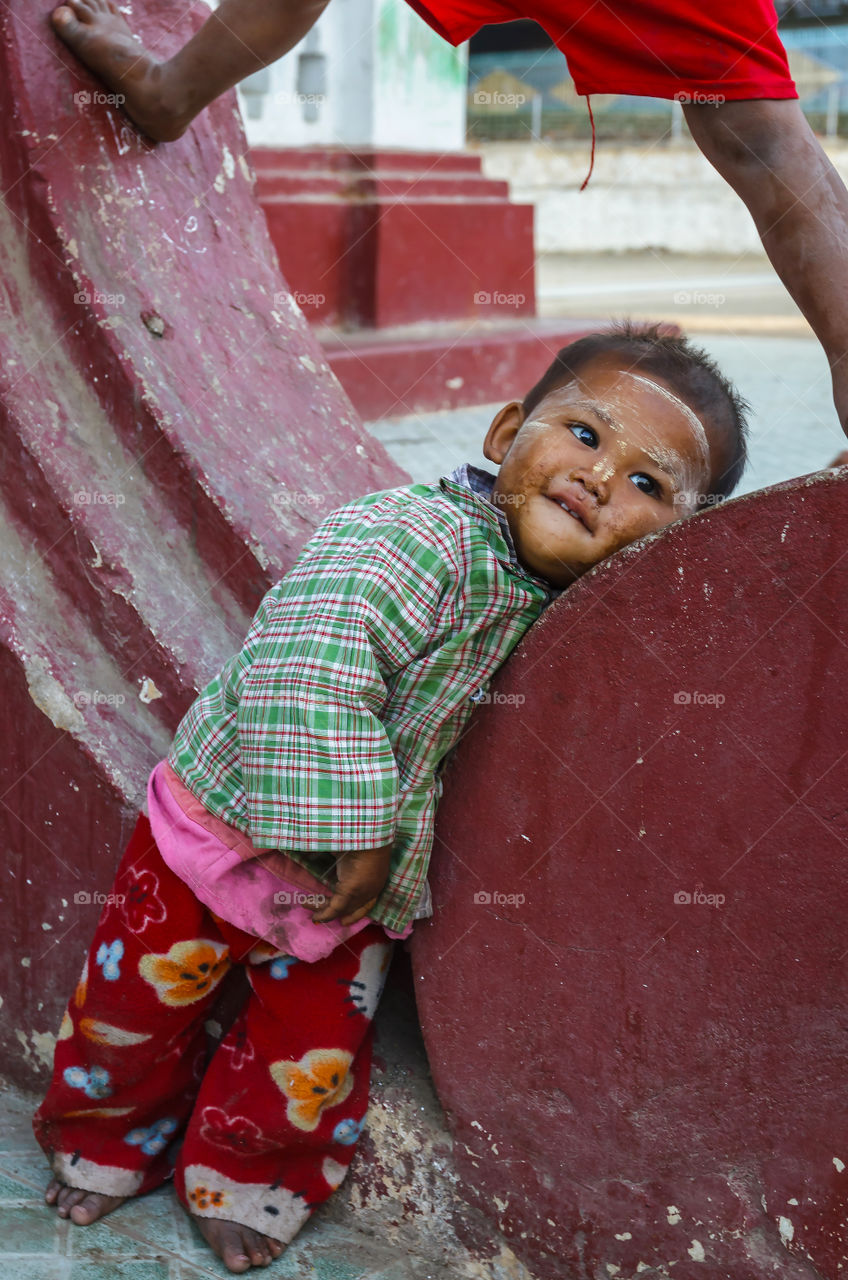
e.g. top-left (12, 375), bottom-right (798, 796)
top-left (569, 423), bottom-right (598, 446)
top-left (631, 472), bottom-right (661, 497)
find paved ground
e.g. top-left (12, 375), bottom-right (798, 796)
top-left (536, 250), bottom-right (809, 333)
top-left (0, 962), bottom-right (513, 1280)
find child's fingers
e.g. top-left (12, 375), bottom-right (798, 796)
top-left (311, 890), bottom-right (354, 924)
top-left (337, 897), bottom-right (379, 927)
top-left (310, 844), bottom-right (392, 924)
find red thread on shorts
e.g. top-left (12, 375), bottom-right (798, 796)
top-left (580, 95), bottom-right (596, 191)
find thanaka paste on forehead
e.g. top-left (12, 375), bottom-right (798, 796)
top-left (523, 380), bottom-right (709, 508)
top-left (530, 395), bottom-right (697, 498)
top-left (622, 372), bottom-right (710, 464)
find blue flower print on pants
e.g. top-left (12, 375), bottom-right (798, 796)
top-left (270, 955), bottom-right (299, 980)
top-left (125, 1116), bottom-right (179, 1155)
top-left (63, 1065), bottom-right (112, 1099)
top-left (333, 1117), bottom-right (364, 1145)
top-left (96, 939), bottom-right (124, 981)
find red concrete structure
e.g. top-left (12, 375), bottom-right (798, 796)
top-left (253, 147), bottom-right (536, 330)
top-left (413, 468), bottom-right (848, 1280)
top-left (5, 1), bottom-right (848, 1274)
top-left (253, 146), bottom-right (596, 418)
top-left (0, 0), bottom-right (406, 1087)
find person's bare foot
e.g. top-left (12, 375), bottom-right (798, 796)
top-left (191, 1213), bottom-right (285, 1272)
top-left (44, 1174), bottom-right (127, 1223)
top-left (50, 0), bottom-right (192, 141)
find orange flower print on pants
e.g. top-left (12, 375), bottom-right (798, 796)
top-left (189, 1183), bottom-right (228, 1211)
top-left (139, 939), bottom-right (230, 1007)
top-left (269, 1049), bottom-right (354, 1132)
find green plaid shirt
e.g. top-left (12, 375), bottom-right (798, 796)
top-left (167, 464), bottom-right (560, 934)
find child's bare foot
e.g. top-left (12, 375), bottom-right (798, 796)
top-left (191, 1214), bottom-right (285, 1272)
top-left (50, 0), bottom-right (193, 141)
top-left (44, 1174), bottom-right (127, 1223)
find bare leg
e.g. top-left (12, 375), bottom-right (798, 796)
top-left (684, 98), bottom-right (848, 438)
top-left (50, 0), bottom-right (331, 141)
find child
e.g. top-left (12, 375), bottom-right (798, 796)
top-left (34, 323), bottom-right (748, 1274)
top-left (47, 0), bottom-right (848, 439)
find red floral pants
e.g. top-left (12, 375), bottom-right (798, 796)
top-left (33, 813), bottom-right (394, 1244)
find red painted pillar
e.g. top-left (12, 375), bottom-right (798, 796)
top-left (0, 0), bottom-right (406, 1088)
top-left (412, 470), bottom-right (848, 1279)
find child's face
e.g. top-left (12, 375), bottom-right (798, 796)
top-left (483, 355), bottom-right (713, 587)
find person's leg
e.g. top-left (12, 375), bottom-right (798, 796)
top-left (683, 98), bottom-right (848, 435)
top-left (34, 813), bottom-right (236, 1225)
top-left (49, 0), bottom-right (332, 141)
top-left (172, 925), bottom-right (394, 1271)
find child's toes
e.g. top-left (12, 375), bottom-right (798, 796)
top-left (244, 1235), bottom-right (271, 1265)
top-left (44, 1177), bottom-right (63, 1204)
top-left (56, 1186), bottom-right (89, 1216)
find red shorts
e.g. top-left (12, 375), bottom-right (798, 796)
top-left (405, 0), bottom-right (797, 101)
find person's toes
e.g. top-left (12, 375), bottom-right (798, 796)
top-left (51, 6), bottom-right (79, 33)
top-left (222, 1244), bottom-right (251, 1273)
top-left (44, 1177), bottom-right (62, 1204)
top-left (56, 1186), bottom-right (88, 1216)
top-left (249, 1241), bottom-right (271, 1265)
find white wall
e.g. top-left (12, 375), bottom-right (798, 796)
top-left (475, 139), bottom-right (848, 256)
top-left (235, 0), bottom-right (467, 151)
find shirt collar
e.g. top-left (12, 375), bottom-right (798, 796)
top-left (439, 463), bottom-right (564, 599)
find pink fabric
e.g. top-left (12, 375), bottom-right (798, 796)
top-left (145, 759), bottom-right (410, 963)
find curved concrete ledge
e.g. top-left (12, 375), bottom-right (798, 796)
top-left (0, 0), bottom-right (406, 1085)
top-left (413, 468), bottom-right (848, 1280)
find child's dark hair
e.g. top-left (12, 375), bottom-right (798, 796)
top-left (522, 321), bottom-right (749, 499)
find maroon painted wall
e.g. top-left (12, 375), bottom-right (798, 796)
top-left (0, 0), bottom-right (407, 1088)
top-left (412, 469), bottom-right (848, 1279)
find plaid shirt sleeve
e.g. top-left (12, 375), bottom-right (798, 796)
top-left (234, 504), bottom-right (458, 855)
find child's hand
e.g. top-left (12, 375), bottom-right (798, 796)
top-left (311, 842), bottom-right (393, 926)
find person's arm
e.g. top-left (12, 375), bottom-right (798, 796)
top-left (236, 506), bottom-right (459, 923)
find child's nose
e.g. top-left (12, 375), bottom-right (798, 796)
top-left (571, 466), bottom-right (611, 503)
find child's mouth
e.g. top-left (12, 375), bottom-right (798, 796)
top-left (545, 492), bottom-right (592, 533)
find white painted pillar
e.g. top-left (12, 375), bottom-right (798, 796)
top-left (234, 0), bottom-right (468, 151)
